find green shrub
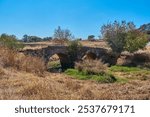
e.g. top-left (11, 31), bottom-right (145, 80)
top-left (0, 34), bottom-right (24, 50)
top-left (125, 30), bottom-right (148, 53)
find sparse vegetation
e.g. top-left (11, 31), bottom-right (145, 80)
top-left (53, 26), bottom-right (73, 44)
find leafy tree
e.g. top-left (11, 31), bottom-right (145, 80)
top-left (43, 37), bottom-right (52, 41)
top-left (139, 23), bottom-right (150, 41)
top-left (29, 36), bottom-right (42, 42)
top-left (88, 35), bottom-right (95, 41)
top-left (0, 33), bottom-right (24, 50)
top-left (125, 30), bottom-right (148, 52)
top-left (101, 20), bottom-right (136, 54)
top-left (22, 35), bottom-right (42, 42)
top-left (101, 20), bottom-right (149, 53)
top-left (53, 26), bottom-right (73, 44)
top-left (22, 34), bottom-right (28, 42)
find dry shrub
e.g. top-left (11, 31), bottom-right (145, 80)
top-left (65, 79), bottom-right (81, 91)
top-left (75, 59), bottom-right (108, 75)
top-left (79, 88), bottom-right (95, 100)
top-left (0, 68), bottom-right (5, 77)
top-left (52, 39), bottom-right (67, 45)
top-left (20, 56), bottom-right (45, 76)
top-left (0, 46), bottom-right (45, 76)
top-left (0, 47), bottom-right (17, 67)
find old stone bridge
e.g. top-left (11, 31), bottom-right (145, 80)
top-left (21, 45), bottom-right (114, 69)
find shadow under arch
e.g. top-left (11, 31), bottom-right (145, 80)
top-left (47, 53), bottom-right (70, 72)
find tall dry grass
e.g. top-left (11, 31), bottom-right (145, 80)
top-left (0, 70), bottom-right (150, 100)
top-left (0, 68), bottom-right (5, 77)
top-left (75, 59), bottom-right (108, 75)
top-left (0, 46), bottom-right (45, 76)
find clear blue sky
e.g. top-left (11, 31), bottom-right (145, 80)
top-left (0, 0), bottom-right (150, 39)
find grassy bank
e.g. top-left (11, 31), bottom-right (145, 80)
top-left (65, 69), bottom-right (116, 83)
top-left (65, 66), bottom-right (150, 83)
top-left (109, 65), bottom-right (150, 80)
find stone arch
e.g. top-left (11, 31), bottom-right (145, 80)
top-left (47, 53), bottom-right (70, 71)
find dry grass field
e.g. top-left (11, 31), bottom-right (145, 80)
top-left (23, 40), bottom-right (109, 50)
top-left (0, 67), bottom-right (150, 100)
top-left (1, 42), bottom-right (150, 100)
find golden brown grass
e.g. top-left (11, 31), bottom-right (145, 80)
top-left (23, 40), bottom-right (109, 50)
top-left (0, 46), bottom-right (45, 76)
top-left (75, 59), bottom-right (108, 74)
top-left (0, 68), bottom-right (5, 78)
top-left (0, 67), bottom-right (150, 100)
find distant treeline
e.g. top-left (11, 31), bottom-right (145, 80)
top-left (1, 22), bottom-right (150, 44)
top-left (22, 35), bottom-right (52, 42)
top-left (17, 23), bottom-right (150, 42)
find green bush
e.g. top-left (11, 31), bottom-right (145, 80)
top-left (125, 30), bottom-right (148, 52)
top-left (0, 34), bottom-right (24, 50)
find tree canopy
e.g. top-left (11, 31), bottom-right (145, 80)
top-left (101, 20), bottom-right (148, 54)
